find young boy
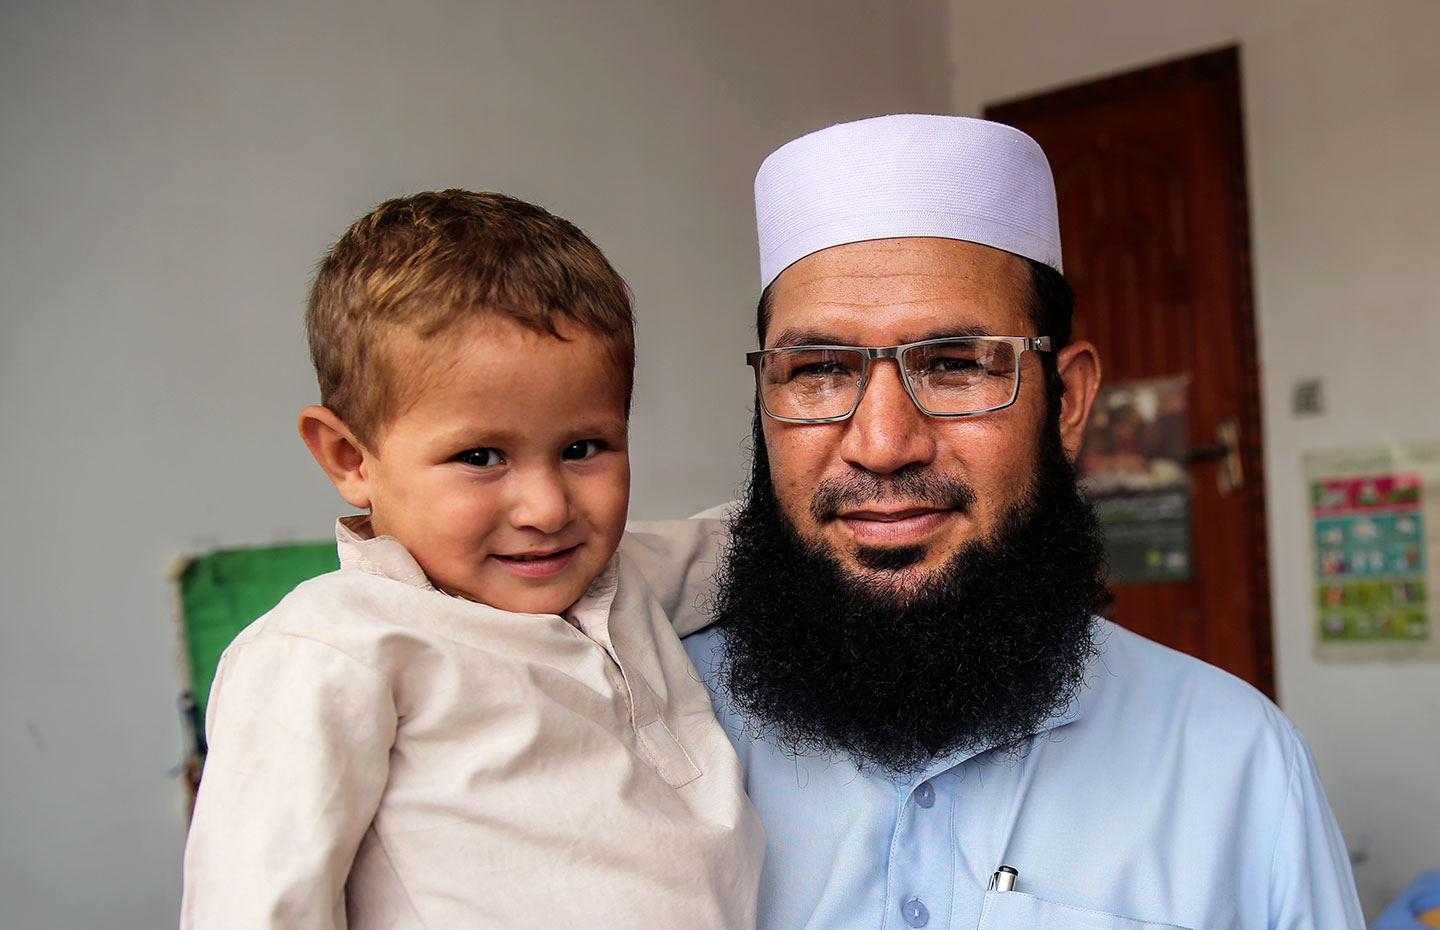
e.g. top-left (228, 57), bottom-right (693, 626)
top-left (180, 190), bottom-right (761, 928)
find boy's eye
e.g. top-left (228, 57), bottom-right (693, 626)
top-left (456, 448), bottom-right (504, 467)
top-left (562, 439), bottom-right (605, 461)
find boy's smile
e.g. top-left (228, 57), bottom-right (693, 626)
top-left (349, 318), bottom-right (630, 615)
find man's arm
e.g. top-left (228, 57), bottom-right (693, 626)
top-left (623, 516), bottom-right (729, 637)
top-left (1268, 728), bottom-right (1366, 929)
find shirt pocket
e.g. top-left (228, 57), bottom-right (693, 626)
top-left (977, 890), bottom-right (1198, 930)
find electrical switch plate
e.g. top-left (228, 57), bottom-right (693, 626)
top-left (1293, 379), bottom-right (1324, 416)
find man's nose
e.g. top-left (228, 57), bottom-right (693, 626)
top-left (838, 359), bottom-right (937, 474)
top-left (507, 465), bottom-right (573, 534)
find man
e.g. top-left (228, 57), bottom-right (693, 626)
top-left (658, 115), bottom-right (1363, 929)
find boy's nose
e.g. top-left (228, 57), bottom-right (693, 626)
top-left (508, 467), bottom-right (573, 534)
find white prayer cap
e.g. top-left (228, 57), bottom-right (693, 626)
top-left (754, 114), bottom-right (1061, 290)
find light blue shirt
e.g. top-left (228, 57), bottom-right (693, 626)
top-left (684, 620), bottom-right (1364, 929)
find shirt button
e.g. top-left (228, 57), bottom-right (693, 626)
top-left (902, 897), bottom-right (930, 928)
top-left (915, 780), bottom-right (935, 808)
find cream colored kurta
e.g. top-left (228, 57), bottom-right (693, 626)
top-left (180, 516), bottom-right (759, 929)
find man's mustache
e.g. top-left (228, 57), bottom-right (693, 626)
top-left (809, 466), bottom-right (977, 523)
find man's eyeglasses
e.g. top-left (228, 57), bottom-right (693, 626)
top-left (745, 335), bottom-right (1053, 423)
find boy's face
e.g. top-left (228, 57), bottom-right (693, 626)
top-left (359, 319), bottom-right (630, 615)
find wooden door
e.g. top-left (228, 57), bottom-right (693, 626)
top-left (987, 47), bottom-right (1274, 696)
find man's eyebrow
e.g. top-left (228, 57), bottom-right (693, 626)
top-left (766, 323), bottom-right (997, 349)
top-left (913, 323), bottom-right (996, 341)
top-left (767, 328), bottom-right (844, 348)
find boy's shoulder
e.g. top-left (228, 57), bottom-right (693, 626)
top-left (229, 564), bottom-right (420, 651)
top-left (226, 516), bottom-right (731, 655)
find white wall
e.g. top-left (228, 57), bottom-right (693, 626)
top-left (0, 2), bottom-right (948, 926)
top-left (948, 0), bottom-right (1440, 918)
top-left (11, 1), bottom-right (1431, 923)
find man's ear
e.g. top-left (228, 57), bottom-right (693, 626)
top-left (298, 405), bottom-right (374, 509)
top-left (1055, 340), bottom-right (1101, 461)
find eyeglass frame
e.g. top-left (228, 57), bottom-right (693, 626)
top-left (745, 335), bottom-right (1054, 423)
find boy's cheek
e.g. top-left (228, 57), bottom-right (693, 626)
top-left (590, 466), bottom-right (631, 550)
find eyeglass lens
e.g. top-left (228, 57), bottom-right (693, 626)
top-left (756, 339), bottom-right (1021, 420)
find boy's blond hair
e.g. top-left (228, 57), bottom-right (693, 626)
top-left (307, 189), bottom-right (635, 447)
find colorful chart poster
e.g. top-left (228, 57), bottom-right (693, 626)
top-left (1305, 441), bottom-right (1440, 661)
top-left (1077, 376), bottom-right (1191, 583)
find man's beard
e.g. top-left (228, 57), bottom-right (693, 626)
top-left (710, 416), bottom-right (1111, 774)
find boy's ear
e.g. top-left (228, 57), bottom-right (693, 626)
top-left (298, 405), bottom-right (374, 510)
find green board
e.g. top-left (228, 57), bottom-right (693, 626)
top-left (177, 542), bottom-right (339, 739)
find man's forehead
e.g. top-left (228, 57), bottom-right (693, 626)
top-left (765, 236), bottom-right (1033, 344)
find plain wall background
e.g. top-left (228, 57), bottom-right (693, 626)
top-left (949, 0), bottom-right (1440, 916)
top-left (3, 0), bottom-right (1436, 926)
top-left (0, 2), bottom-right (948, 926)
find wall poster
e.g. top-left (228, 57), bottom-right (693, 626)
top-left (1077, 376), bottom-right (1192, 583)
top-left (1305, 440), bottom-right (1440, 661)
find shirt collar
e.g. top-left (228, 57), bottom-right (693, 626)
top-left (333, 514), bottom-right (621, 620)
top-left (335, 515), bottom-right (436, 590)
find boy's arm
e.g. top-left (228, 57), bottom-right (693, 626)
top-left (180, 633), bottom-right (394, 929)
top-left (623, 516), bottom-right (728, 637)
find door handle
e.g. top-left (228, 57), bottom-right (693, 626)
top-left (1187, 415), bottom-right (1244, 495)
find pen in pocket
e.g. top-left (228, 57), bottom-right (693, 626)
top-left (989, 866), bottom-right (1018, 893)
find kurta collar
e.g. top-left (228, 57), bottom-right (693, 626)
top-left (333, 514), bottom-right (621, 621)
top-left (336, 515), bottom-right (435, 590)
